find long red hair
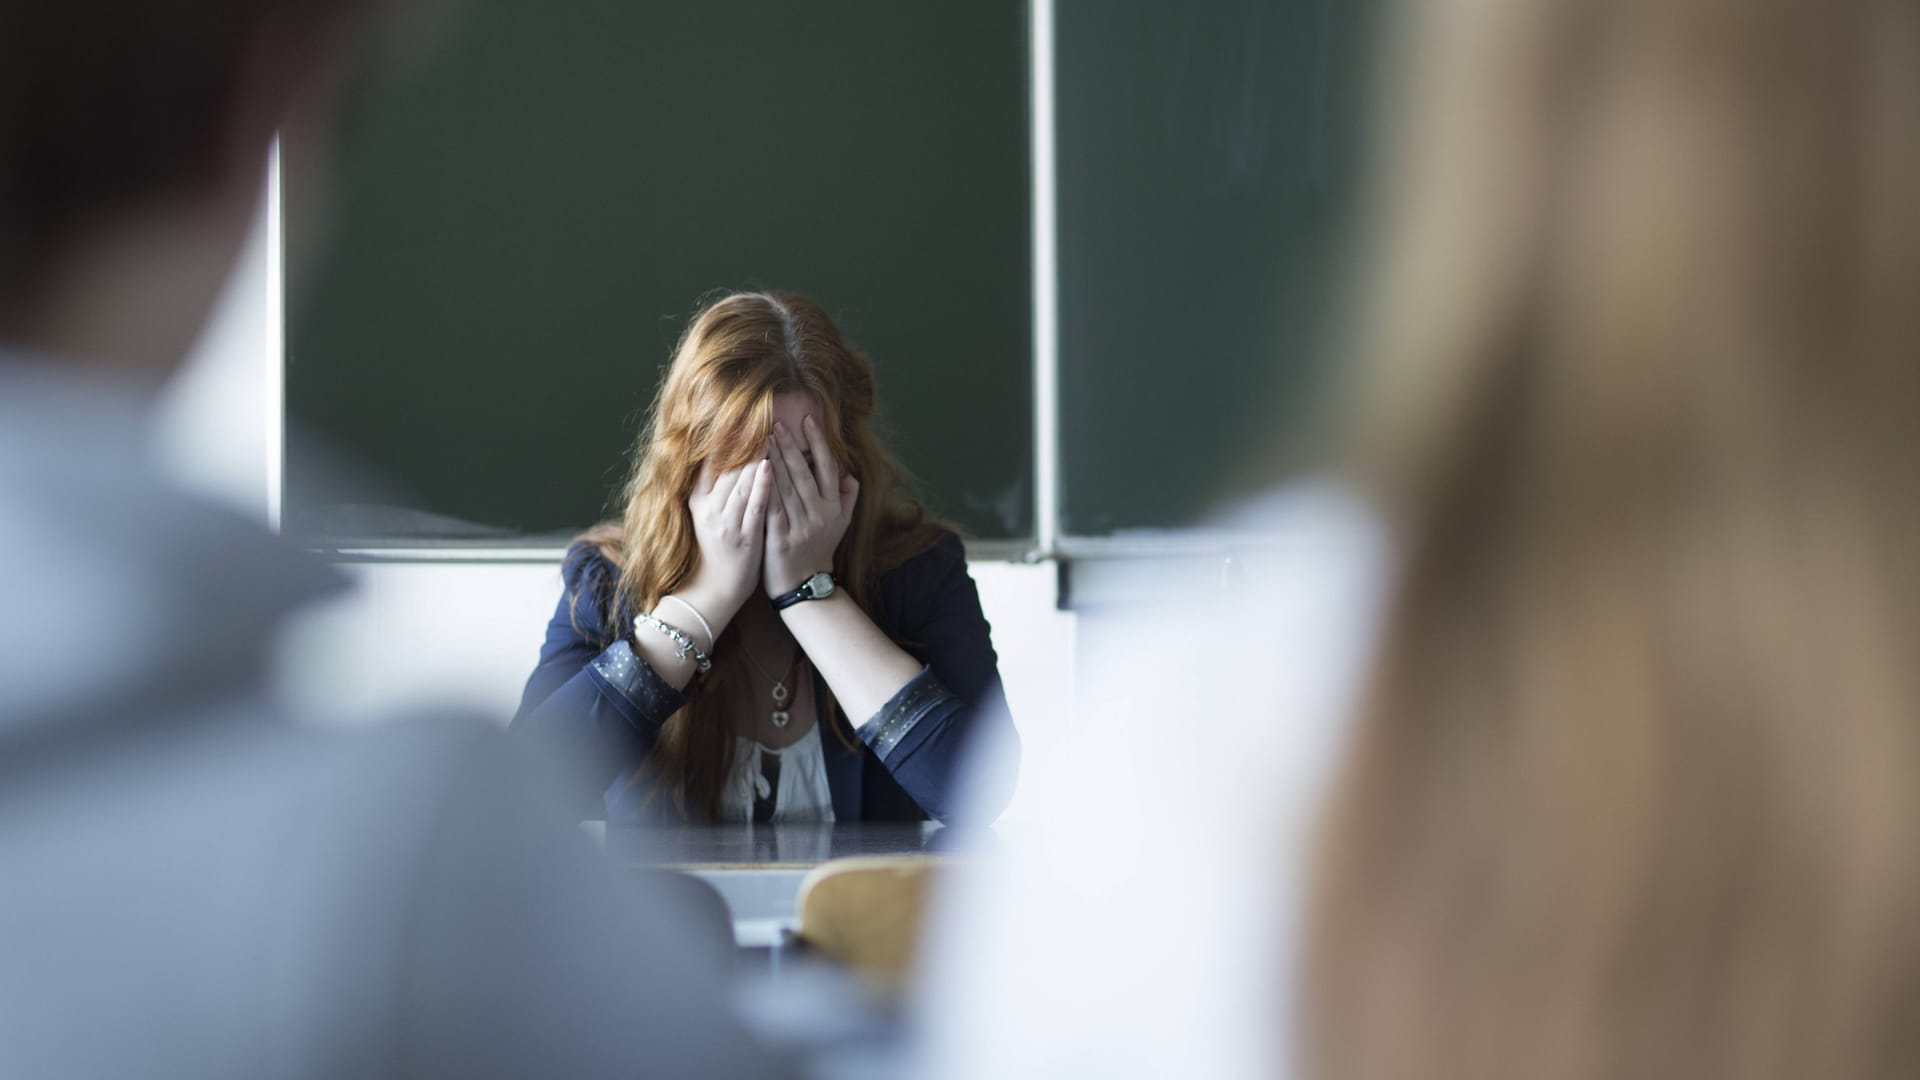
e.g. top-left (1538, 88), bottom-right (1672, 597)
top-left (577, 290), bottom-right (946, 819)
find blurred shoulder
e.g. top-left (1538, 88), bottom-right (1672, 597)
top-left (1209, 479), bottom-right (1390, 603)
top-left (1073, 477), bottom-right (1393, 726)
top-left (557, 539), bottom-right (623, 641)
top-left (1210, 477), bottom-right (1383, 546)
top-left (561, 537), bottom-right (620, 590)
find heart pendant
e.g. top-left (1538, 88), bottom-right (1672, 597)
top-left (770, 709), bottom-right (791, 729)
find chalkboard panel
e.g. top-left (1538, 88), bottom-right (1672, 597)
top-left (286, 1), bottom-right (1031, 544)
top-left (1054, 0), bottom-right (1377, 535)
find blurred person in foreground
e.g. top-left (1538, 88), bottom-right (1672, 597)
top-left (1308, 0), bottom-right (1920, 1076)
top-left (918, 0), bottom-right (1920, 1077)
top-left (0, 2), bottom-right (781, 1076)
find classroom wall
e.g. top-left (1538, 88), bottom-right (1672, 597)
top-left (154, 188), bottom-right (1075, 818)
top-left (273, 559), bottom-right (1070, 746)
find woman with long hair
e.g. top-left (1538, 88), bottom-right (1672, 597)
top-left (1305, 0), bottom-right (1920, 1076)
top-left (514, 290), bottom-right (1015, 825)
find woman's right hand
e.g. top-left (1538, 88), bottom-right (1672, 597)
top-left (677, 459), bottom-right (773, 629)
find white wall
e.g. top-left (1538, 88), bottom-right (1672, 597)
top-left (152, 175), bottom-right (1074, 817)
top-left (154, 153), bottom-right (278, 521)
top-left (277, 560), bottom-right (1071, 741)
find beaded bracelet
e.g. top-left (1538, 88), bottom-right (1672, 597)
top-left (634, 612), bottom-right (712, 672)
top-left (656, 594), bottom-right (715, 651)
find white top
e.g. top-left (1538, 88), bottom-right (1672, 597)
top-left (718, 722), bottom-right (837, 824)
top-left (912, 482), bottom-right (1392, 1080)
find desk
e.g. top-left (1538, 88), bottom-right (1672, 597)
top-left (587, 822), bottom-right (986, 947)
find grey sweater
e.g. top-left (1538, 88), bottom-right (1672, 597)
top-left (0, 360), bottom-right (785, 1079)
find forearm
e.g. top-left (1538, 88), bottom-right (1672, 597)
top-left (779, 592), bottom-right (925, 722)
top-left (629, 578), bottom-right (745, 691)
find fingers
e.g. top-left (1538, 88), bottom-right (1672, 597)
top-left (773, 422), bottom-right (821, 503)
top-left (839, 473), bottom-right (860, 518)
top-left (740, 460), bottom-right (772, 540)
top-left (801, 415), bottom-right (839, 493)
top-left (722, 461), bottom-right (756, 530)
top-left (765, 494), bottom-right (787, 548)
top-left (701, 460), bottom-right (741, 510)
top-left (766, 435), bottom-right (806, 522)
top-left (764, 454), bottom-right (789, 549)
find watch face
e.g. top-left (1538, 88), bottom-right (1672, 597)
top-left (806, 571), bottom-right (836, 598)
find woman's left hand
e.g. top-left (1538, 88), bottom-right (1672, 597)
top-left (764, 415), bottom-right (858, 600)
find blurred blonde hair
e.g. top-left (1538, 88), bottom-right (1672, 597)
top-left (1307, 1), bottom-right (1920, 1077)
top-left (578, 290), bottom-right (943, 820)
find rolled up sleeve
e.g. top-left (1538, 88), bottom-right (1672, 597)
top-left (859, 666), bottom-right (959, 762)
top-left (860, 533), bottom-right (1020, 823)
top-left (511, 545), bottom-right (687, 819)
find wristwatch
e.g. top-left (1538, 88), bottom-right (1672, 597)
top-left (772, 571), bottom-right (837, 611)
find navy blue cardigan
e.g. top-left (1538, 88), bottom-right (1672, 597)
top-left (511, 531), bottom-right (1017, 824)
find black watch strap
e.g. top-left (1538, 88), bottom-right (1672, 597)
top-left (772, 571), bottom-right (836, 611)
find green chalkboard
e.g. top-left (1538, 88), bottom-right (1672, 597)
top-left (286, 1), bottom-right (1031, 544)
top-left (1054, 0), bottom-right (1377, 535)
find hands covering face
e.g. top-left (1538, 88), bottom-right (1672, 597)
top-left (684, 415), bottom-right (857, 620)
top-left (686, 457), bottom-right (773, 618)
top-left (763, 415), bottom-right (857, 599)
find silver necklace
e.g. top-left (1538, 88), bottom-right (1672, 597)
top-left (740, 644), bottom-right (801, 729)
